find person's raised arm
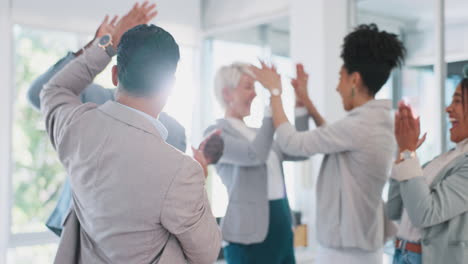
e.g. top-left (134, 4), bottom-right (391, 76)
top-left (205, 116), bottom-right (275, 167)
top-left (291, 63), bottom-right (326, 127)
top-left (27, 15), bottom-right (123, 110)
top-left (41, 2), bottom-right (158, 148)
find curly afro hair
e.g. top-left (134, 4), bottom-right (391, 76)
top-left (341, 23), bottom-right (406, 96)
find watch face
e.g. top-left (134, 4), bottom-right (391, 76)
top-left (99, 35), bottom-right (111, 46)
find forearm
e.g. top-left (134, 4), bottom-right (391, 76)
top-left (41, 43), bottom-right (111, 101)
top-left (386, 179), bottom-right (403, 220)
top-left (303, 98), bottom-right (326, 127)
top-left (28, 53), bottom-right (76, 110)
top-left (217, 117), bottom-right (275, 166)
top-left (270, 96), bottom-right (290, 128)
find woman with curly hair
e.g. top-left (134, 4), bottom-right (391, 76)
top-left (251, 24), bottom-right (406, 263)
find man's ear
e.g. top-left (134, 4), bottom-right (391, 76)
top-left (351, 71), bottom-right (364, 92)
top-left (112, 65), bottom-right (119, 86)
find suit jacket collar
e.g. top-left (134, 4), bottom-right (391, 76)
top-left (98, 101), bottom-right (164, 140)
top-left (430, 153), bottom-right (468, 188)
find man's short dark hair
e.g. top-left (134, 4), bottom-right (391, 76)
top-left (117, 24), bottom-right (180, 96)
top-left (341, 23), bottom-right (406, 96)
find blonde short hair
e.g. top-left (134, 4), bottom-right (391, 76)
top-left (214, 62), bottom-right (254, 109)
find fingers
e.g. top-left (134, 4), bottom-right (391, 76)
top-left (296, 63), bottom-right (304, 77)
top-left (394, 111), bottom-right (400, 135)
top-left (401, 108), bottom-right (411, 133)
top-left (102, 15), bottom-right (109, 25)
top-left (291, 78), bottom-right (298, 88)
top-left (141, 1), bottom-right (149, 9)
top-left (109, 15), bottom-right (119, 26)
top-left (147, 10), bottom-right (158, 21)
top-left (416, 132), bottom-right (427, 149)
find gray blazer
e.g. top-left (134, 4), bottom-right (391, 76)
top-left (205, 115), bottom-right (308, 244)
top-left (41, 43), bottom-right (221, 263)
top-left (387, 153), bottom-right (468, 264)
top-left (27, 52), bottom-right (187, 237)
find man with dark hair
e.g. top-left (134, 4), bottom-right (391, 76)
top-left (28, 16), bottom-right (187, 238)
top-left (40, 2), bottom-right (221, 263)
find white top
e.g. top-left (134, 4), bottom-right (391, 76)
top-left (392, 138), bottom-right (468, 242)
top-left (276, 100), bottom-right (395, 250)
top-left (226, 107), bottom-right (307, 200)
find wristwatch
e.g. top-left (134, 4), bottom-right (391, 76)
top-left (399, 150), bottom-right (416, 161)
top-left (98, 34), bottom-right (117, 57)
top-left (270, 88), bottom-right (282, 97)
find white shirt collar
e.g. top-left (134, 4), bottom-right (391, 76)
top-left (117, 103), bottom-right (168, 141)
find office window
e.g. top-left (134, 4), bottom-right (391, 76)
top-left (11, 25), bottom-right (77, 234)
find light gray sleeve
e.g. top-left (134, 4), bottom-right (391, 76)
top-left (40, 44), bottom-right (111, 149)
top-left (276, 115), bottom-right (363, 157)
top-left (28, 52), bottom-right (115, 112)
top-left (400, 158), bottom-right (468, 228)
top-left (28, 53), bottom-right (76, 110)
top-left (386, 179), bottom-right (403, 221)
top-left (281, 114), bottom-right (310, 162)
top-left (206, 117), bottom-right (275, 167)
top-left (160, 157), bottom-right (221, 263)
top-left (159, 112), bottom-right (187, 152)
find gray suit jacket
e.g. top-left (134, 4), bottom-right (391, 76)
top-left (387, 153), bottom-right (468, 264)
top-left (205, 115), bottom-right (308, 244)
top-left (41, 43), bottom-right (221, 263)
top-left (28, 52), bottom-right (187, 237)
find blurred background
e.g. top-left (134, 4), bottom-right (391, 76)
top-left (0, 0), bottom-right (466, 263)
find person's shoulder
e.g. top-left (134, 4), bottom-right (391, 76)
top-left (204, 119), bottom-right (229, 135)
top-left (159, 112), bottom-right (185, 132)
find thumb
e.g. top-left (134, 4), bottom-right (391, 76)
top-left (416, 132), bottom-right (427, 149)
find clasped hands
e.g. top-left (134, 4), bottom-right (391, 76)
top-left (250, 61), bottom-right (312, 107)
top-left (394, 101), bottom-right (427, 159)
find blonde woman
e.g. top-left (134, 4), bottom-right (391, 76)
top-left (205, 63), bottom-right (309, 264)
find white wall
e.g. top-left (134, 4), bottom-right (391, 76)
top-left (406, 20), bottom-right (468, 65)
top-left (290, 0), bottom-right (350, 260)
top-left (11, 0), bottom-right (201, 47)
top-left (203, 0), bottom-right (288, 32)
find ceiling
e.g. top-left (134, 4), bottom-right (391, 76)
top-left (358, 0), bottom-right (468, 26)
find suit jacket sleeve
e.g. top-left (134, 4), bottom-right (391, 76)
top-left (160, 156), bottom-right (221, 264)
top-left (281, 112), bottom-right (310, 161)
top-left (386, 178), bottom-right (404, 221)
top-left (159, 112), bottom-right (187, 152)
top-left (398, 156), bottom-right (468, 228)
top-left (276, 114), bottom-right (364, 156)
top-left (28, 52), bottom-right (77, 110)
top-left (205, 116), bottom-right (275, 167)
top-left (40, 44), bottom-right (111, 149)
top-left (28, 52), bottom-right (115, 112)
